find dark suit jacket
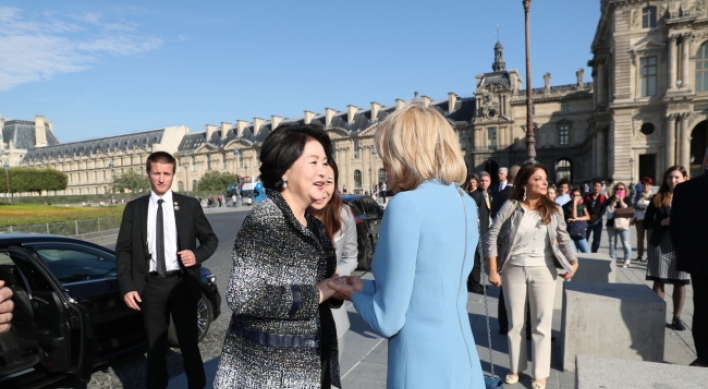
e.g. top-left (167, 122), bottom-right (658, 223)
top-left (469, 190), bottom-right (492, 234)
top-left (490, 185), bottom-right (513, 220)
top-left (671, 171), bottom-right (708, 276)
top-left (115, 192), bottom-right (218, 300)
top-left (642, 196), bottom-right (670, 247)
top-left (490, 181), bottom-right (508, 197)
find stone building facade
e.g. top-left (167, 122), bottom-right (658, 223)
top-left (13, 0), bottom-right (708, 197)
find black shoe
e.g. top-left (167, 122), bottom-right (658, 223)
top-left (499, 327), bottom-right (508, 335)
top-left (672, 318), bottom-right (686, 331)
top-left (469, 285), bottom-right (484, 295)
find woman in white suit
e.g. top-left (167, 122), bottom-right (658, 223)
top-left (309, 159), bottom-right (358, 354)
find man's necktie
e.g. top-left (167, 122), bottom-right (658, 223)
top-left (156, 199), bottom-right (166, 277)
top-left (485, 193), bottom-right (491, 210)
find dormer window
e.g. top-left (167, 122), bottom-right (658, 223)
top-left (642, 7), bottom-right (657, 28)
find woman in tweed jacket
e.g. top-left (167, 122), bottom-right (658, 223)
top-left (214, 125), bottom-right (342, 389)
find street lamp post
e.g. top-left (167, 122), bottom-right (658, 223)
top-left (182, 151), bottom-right (190, 196)
top-left (3, 162), bottom-right (9, 203)
top-left (523, 0), bottom-right (537, 164)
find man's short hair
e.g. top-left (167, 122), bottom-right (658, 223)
top-left (146, 151), bottom-right (176, 173)
top-left (479, 171), bottom-right (491, 179)
top-left (593, 180), bottom-right (603, 187)
top-left (557, 178), bottom-right (572, 188)
top-left (498, 167), bottom-right (508, 173)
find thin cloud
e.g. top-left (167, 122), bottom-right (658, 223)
top-left (0, 6), bottom-right (162, 91)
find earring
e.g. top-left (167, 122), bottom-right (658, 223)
top-left (282, 178), bottom-right (288, 190)
top-left (523, 188), bottom-right (527, 201)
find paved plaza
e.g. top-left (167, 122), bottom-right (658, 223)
top-left (165, 223), bottom-right (699, 389)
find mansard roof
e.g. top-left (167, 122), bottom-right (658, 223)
top-left (517, 82), bottom-right (593, 99)
top-left (2, 120), bottom-right (60, 149)
top-left (23, 129), bottom-right (164, 163)
top-left (479, 71), bottom-right (512, 89)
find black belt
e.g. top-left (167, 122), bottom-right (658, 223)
top-left (147, 270), bottom-right (182, 279)
top-left (229, 321), bottom-right (320, 349)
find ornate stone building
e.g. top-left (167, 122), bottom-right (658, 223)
top-left (14, 0), bottom-right (708, 197)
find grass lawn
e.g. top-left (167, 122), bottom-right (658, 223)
top-left (0, 203), bottom-right (125, 227)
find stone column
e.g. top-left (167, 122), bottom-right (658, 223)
top-left (597, 62), bottom-right (605, 106)
top-left (681, 35), bottom-right (690, 89)
top-left (680, 114), bottom-right (691, 169)
top-left (666, 115), bottom-right (677, 168)
top-left (668, 36), bottom-right (677, 91)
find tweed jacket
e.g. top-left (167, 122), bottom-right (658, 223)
top-left (213, 190), bottom-right (341, 389)
top-left (643, 196), bottom-right (671, 247)
top-left (483, 199), bottom-right (577, 274)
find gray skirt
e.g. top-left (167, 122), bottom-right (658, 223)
top-left (646, 233), bottom-right (691, 285)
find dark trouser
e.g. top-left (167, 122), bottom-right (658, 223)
top-left (586, 218), bottom-right (604, 253)
top-left (692, 273), bottom-right (708, 364)
top-left (143, 275), bottom-right (205, 389)
top-left (467, 249), bottom-right (482, 291)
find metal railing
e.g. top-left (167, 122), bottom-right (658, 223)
top-left (0, 216), bottom-right (121, 236)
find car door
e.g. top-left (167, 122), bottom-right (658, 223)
top-left (25, 242), bottom-right (144, 363)
top-left (0, 247), bottom-right (92, 382)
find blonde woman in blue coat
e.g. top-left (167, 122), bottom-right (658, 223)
top-left (329, 104), bottom-right (485, 388)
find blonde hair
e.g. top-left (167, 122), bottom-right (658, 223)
top-left (374, 104), bottom-right (467, 192)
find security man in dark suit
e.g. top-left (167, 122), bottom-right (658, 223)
top-left (671, 156), bottom-right (708, 367)
top-left (468, 171), bottom-right (493, 294)
top-left (116, 151), bottom-right (218, 388)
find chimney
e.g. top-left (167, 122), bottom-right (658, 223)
top-left (271, 115), bottom-right (282, 129)
top-left (253, 118), bottom-right (264, 134)
top-left (34, 115), bottom-right (48, 147)
top-left (347, 105), bottom-right (357, 124)
top-left (236, 120), bottom-right (248, 137)
top-left (448, 93), bottom-right (458, 114)
top-left (421, 95), bottom-right (431, 108)
top-left (304, 110), bottom-right (315, 124)
top-left (576, 68), bottom-right (585, 87)
top-left (370, 102), bottom-right (381, 121)
top-left (46, 120), bottom-right (53, 132)
top-left (325, 108), bottom-right (336, 127)
top-left (543, 72), bottom-right (551, 94)
top-left (395, 99), bottom-right (405, 110)
top-left (205, 124), bottom-right (217, 141)
top-left (220, 122), bottom-right (231, 139)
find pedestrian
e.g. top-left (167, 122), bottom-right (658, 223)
top-left (217, 194), bottom-right (222, 207)
top-left (468, 171), bottom-right (492, 294)
top-left (644, 166), bottom-right (690, 331)
top-left (562, 188), bottom-right (591, 252)
top-left (484, 163), bottom-right (578, 389)
top-left (547, 187), bottom-right (557, 202)
top-left (328, 104), bottom-right (485, 388)
top-left (671, 152), bottom-right (708, 368)
top-left (307, 159), bottom-right (358, 363)
top-left (490, 165), bottom-right (521, 218)
top-left (115, 151), bottom-right (218, 389)
top-left (231, 193), bottom-right (237, 207)
top-left (491, 167), bottom-right (510, 196)
top-left (583, 181), bottom-right (607, 253)
top-left (554, 178), bottom-right (572, 206)
top-left (380, 181), bottom-right (388, 204)
top-left (213, 124), bottom-right (342, 389)
top-left (583, 182), bottom-right (590, 195)
top-left (465, 172), bottom-right (479, 193)
top-left (633, 177), bottom-right (654, 262)
top-left (605, 182), bottom-right (633, 267)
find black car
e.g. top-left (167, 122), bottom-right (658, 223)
top-left (341, 195), bottom-right (385, 270)
top-left (0, 233), bottom-right (221, 388)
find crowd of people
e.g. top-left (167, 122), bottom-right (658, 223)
top-left (1, 104), bottom-right (706, 389)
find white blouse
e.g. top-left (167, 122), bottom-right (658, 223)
top-left (507, 209), bottom-right (554, 267)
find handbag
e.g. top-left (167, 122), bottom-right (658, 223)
top-left (566, 220), bottom-right (587, 240)
top-left (457, 187), bottom-right (504, 389)
top-left (614, 206), bottom-right (635, 218)
top-left (613, 216), bottom-right (630, 231)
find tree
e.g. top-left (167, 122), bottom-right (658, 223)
top-left (198, 171), bottom-right (237, 192)
top-left (5, 168), bottom-right (68, 195)
top-left (113, 169), bottom-right (150, 195)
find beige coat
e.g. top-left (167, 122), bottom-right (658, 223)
top-left (483, 199), bottom-right (577, 274)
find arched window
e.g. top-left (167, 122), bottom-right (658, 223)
top-left (378, 168), bottom-right (387, 184)
top-left (354, 170), bottom-right (362, 189)
top-left (696, 42), bottom-right (708, 92)
top-left (556, 158), bottom-right (573, 183)
top-left (178, 181), bottom-right (184, 192)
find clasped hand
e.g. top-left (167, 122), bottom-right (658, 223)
top-left (316, 276), bottom-right (363, 303)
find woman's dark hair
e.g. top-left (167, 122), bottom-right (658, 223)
top-left (464, 172), bottom-right (479, 193)
top-left (510, 163), bottom-right (558, 225)
top-left (653, 165), bottom-right (688, 208)
top-left (259, 124), bottom-right (333, 190)
top-left (316, 159), bottom-right (344, 242)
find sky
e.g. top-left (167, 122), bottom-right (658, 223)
top-left (0, 1), bottom-right (601, 144)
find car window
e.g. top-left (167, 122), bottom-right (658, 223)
top-left (346, 200), bottom-right (364, 217)
top-left (361, 198), bottom-right (383, 218)
top-left (0, 253), bottom-right (12, 266)
top-left (27, 243), bottom-right (116, 284)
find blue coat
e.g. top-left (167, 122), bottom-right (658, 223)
top-left (350, 181), bottom-right (485, 388)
